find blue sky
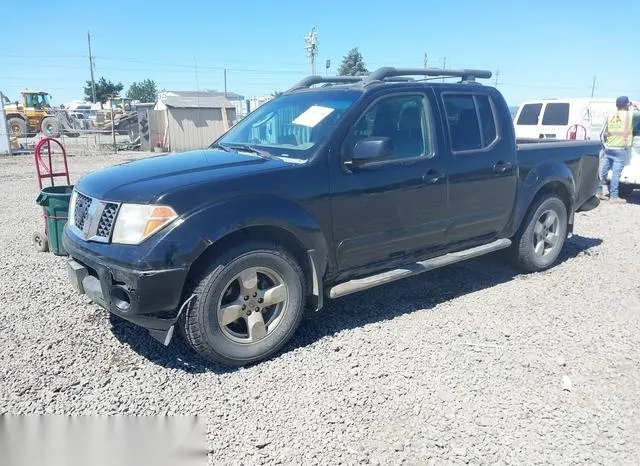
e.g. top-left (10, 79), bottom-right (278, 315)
top-left (2, 0), bottom-right (638, 107)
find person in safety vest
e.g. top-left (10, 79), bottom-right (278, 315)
top-left (598, 96), bottom-right (634, 203)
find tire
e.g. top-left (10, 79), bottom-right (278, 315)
top-left (41, 117), bottom-right (60, 137)
top-left (618, 184), bottom-right (634, 199)
top-left (7, 117), bottom-right (27, 137)
top-left (33, 231), bottom-right (49, 253)
top-left (509, 195), bottom-right (568, 273)
top-left (181, 241), bottom-right (306, 367)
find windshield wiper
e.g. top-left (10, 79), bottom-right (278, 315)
top-left (221, 143), bottom-right (272, 158)
top-left (210, 142), bottom-right (231, 152)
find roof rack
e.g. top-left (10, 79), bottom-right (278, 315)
top-left (287, 76), bottom-right (364, 92)
top-left (365, 67), bottom-right (492, 83)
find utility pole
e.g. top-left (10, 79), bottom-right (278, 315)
top-left (423, 53), bottom-right (428, 79)
top-left (224, 69), bottom-right (227, 97)
top-left (494, 68), bottom-right (500, 87)
top-left (87, 31), bottom-right (96, 103)
top-left (304, 26), bottom-right (319, 75)
top-left (442, 57), bottom-right (447, 83)
top-left (590, 75), bottom-right (597, 98)
top-left (110, 95), bottom-right (116, 153)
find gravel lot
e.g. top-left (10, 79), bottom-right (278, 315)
top-left (1, 152), bottom-right (639, 465)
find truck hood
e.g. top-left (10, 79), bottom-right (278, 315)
top-left (76, 149), bottom-right (291, 203)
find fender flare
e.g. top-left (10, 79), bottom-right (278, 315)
top-left (508, 161), bottom-right (576, 235)
top-left (163, 194), bottom-right (331, 280)
top-left (5, 113), bottom-right (26, 121)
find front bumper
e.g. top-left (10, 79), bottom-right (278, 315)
top-left (63, 228), bottom-right (189, 343)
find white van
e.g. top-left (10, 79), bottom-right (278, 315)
top-left (514, 98), bottom-right (640, 197)
top-left (512, 98), bottom-right (626, 141)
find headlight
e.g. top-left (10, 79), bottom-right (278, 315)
top-left (111, 204), bottom-right (177, 245)
top-left (67, 190), bottom-right (77, 226)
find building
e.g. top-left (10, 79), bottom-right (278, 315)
top-left (221, 91), bottom-right (247, 119)
top-left (150, 91), bottom-right (237, 152)
top-left (247, 96), bottom-right (272, 114)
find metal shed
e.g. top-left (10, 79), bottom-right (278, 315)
top-left (151, 91), bottom-right (236, 152)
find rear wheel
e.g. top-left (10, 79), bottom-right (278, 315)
top-left (181, 241), bottom-right (306, 367)
top-left (7, 117), bottom-right (27, 137)
top-left (509, 195), bottom-right (568, 272)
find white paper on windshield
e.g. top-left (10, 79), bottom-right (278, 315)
top-left (292, 105), bottom-right (334, 127)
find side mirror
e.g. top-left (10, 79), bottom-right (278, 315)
top-left (349, 137), bottom-right (393, 166)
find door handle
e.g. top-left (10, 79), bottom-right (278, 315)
top-left (423, 170), bottom-right (445, 184)
top-left (493, 161), bottom-right (513, 173)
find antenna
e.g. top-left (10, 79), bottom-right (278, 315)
top-left (303, 26), bottom-right (319, 75)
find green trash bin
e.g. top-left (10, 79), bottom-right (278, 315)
top-left (35, 185), bottom-right (74, 256)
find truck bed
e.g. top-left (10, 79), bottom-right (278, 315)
top-left (516, 139), bottom-right (601, 211)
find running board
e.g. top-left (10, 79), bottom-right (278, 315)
top-left (328, 238), bottom-right (511, 299)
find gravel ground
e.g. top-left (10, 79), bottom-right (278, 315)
top-left (1, 152), bottom-right (640, 465)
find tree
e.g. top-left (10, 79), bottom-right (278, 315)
top-left (271, 91), bottom-right (283, 98)
top-left (126, 79), bottom-right (158, 103)
top-left (84, 77), bottom-right (124, 103)
top-left (338, 48), bottom-right (368, 76)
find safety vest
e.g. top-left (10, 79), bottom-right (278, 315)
top-left (606, 110), bottom-right (633, 148)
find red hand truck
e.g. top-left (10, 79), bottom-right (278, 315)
top-left (33, 138), bottom-right (71, 252)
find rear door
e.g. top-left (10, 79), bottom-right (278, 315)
top-left (441, 91), bottom-right (517, 242)
top-left (514, 102), bottom-right (543, 139)
top-left (539, 102), bottom-right (570, 139)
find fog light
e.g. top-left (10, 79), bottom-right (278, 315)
top-left (110, 286), bottom-right (131, 312)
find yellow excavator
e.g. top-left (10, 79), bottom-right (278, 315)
top-left (3, 90), bottom-right (80, 137)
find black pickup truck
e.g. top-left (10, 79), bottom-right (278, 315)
top-left (63, 67), bottom-right (601, 366)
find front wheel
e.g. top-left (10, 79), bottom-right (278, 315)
top-left (181, 241), bottom-right (306, 367)
top-left (509, 195), bottom-right (568, 272)
top-left (41, 117), bottom-right (60, 137)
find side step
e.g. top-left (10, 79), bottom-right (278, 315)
top-left (328, 238), bottom-right (511, 299)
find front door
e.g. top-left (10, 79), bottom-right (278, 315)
top-left (330, 92), bottom-right (449, 271)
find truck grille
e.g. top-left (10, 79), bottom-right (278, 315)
top-left (74, 193), bottom-right (92, 231)
top-left (71, 191), bottom-right (119, 242)
top-left (96, 203), bottom-right (118, 238)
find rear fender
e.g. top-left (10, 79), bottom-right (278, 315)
top-left (507, 161), bottom-right (576, 236)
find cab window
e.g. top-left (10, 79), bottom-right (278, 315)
top-left (344, 95), bottom-right (433, 160)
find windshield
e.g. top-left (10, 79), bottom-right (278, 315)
top-left (25, 93), bottom-right (51, 108)
top-left (215, 90), bottom-right (361, 160)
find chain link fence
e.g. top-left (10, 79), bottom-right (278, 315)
top-left (1, 99), bottom-right (156, 156)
